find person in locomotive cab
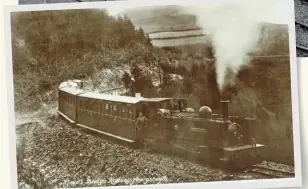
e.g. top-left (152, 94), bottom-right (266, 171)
top-left (136, 111), bottom-right (148, 147)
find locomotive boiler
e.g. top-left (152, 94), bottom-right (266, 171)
top-left (57, 80), bottom-right (265, 170)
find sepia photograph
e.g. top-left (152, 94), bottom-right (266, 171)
top-left (4, 0), bottom-right (301, 189)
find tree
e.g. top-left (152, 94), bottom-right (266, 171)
top-left (182, 76), bottom-right (193, 94)
top-left (131, 64), bottom-right (142, 81)
top-left (121, 71), bottom-right (132, 93)
top-left (130, 64), bottom-right (153, 93)
top-left (190, 63), bottom-right (198, 79)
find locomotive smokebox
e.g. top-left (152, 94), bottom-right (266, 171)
top-left (221, 100), bottom-right (229, 121)
top-left (199, 106), bottom-right (212, 119)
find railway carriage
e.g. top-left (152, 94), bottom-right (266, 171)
top-left (76, 92), bottom-right (141, 142)
top-left (57, 82), bottom-right (265, 170)
top-left (58, 86), bottom-right (84, 123)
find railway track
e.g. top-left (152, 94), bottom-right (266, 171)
top-left (296, 45), bottom-right (308, 56)
top-left (296, 20), bottom-right (308, 56)
top-left (302, 0), bottom-right (308, 5)
top-left (295, 0), bottom-right (308, 56)
top-left (296, 20), bottom-right (308, 30)
top-left (247, 165), bottom-right (295, 178)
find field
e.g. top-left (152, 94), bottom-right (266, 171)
top-left (149, 30), bottom-right (203, 39)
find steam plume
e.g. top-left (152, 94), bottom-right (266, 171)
top-left (186, 1), bottom-right (265, 91)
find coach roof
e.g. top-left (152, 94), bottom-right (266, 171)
top-left (140, 98), bottom-right (171, 102)
top-left (59, 86), bottom-right (84, 95)
top-left (78, 92), bottom-right (145, 104)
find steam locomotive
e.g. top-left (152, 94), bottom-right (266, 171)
top-left (57, 80), bottom-right (265, 170)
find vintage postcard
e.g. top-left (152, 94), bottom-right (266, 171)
top-left (3, 0), bottom-right (301, 188)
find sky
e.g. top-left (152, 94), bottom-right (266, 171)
top-left (105, 0), bottom-right (293, 25)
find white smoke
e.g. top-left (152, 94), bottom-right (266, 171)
top-left (184, 0), bottom-right (291, 90)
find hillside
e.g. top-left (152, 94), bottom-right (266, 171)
top-left (117, 5), bottom-right (198, 33)
top-left (119, 5), bottom-right (289, 55)
top-left (11, 10), bottom-right (155, 111)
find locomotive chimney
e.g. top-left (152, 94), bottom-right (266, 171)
top-left (221, 100), bottom-right (229, 121)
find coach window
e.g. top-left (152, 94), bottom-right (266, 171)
top-left (96, 101), bottom-right (100, 113)
top-left (118, 105), bottom-right (122, 118)
top-left (88, 99), bottom-right (93, 112)
top-left (121, 105), bottom-right (124, 118)
top-left (86, 99), bottom-right (89, 111)
top-left (117, 105), bottom-right (121, 118)
top-left (72, 96), bottom-right (74, 106)
top-left (110, 103), bottom-right (112, 115)
top-left (117, 104), bottom-right (120, 117)
top-left (83, 98), bottom-right (86, 110)
top-left (131, 107), bottom-right (134, 120)
top-left (100, 102), bottom-right (103, 114)
top-left (106, 103), bottom-right (109, 114)
top-left (79, 97), bottom-right (82, 108)
top-left (121, 105), bottom-right (125, 118)
top-left (126, 106), bottom-right (129, 120)
top-left (116, 104), bottom-right (119, 117)
top-left (82, 98), bottom-right (85, 108)
top-left (123, 105), bottom-right (127, 119)
top-left (79, 99), bottom-right (83, 109)
top-left (94, 100), bottom-right (99, 113)
top-left (122, 105), bottom-right (125, 119)
top-left (122, 104), bottom-right (126, 119)
top-left (91, 99), bottom-right (95, 112)
top-left (83, 98), bottom-right (86, 109)
top-left (82, 98), bottom-right (85, 109)
top-left (91, 100), bottom-right (95, 112)
top-left (107, 103), bottom-right (110, 115)
top-left (113, 104), bottom-right (117, 116)
top-left (128, 107), bottom-right (131, 120)
top-left (108, 103), bottom-right (111, 115)
top-left (117, 105), bottom-right (121, 117)
top-left (102, 102), bottom-right (105, 114)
